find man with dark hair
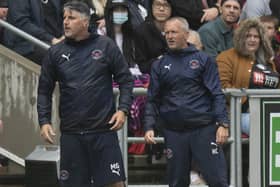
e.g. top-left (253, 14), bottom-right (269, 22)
top-left (144, 16), bottom-right (229, 187)
top-left (37, 1), bottom-right (133, 187)
top-left (198, 0), bottom-right (241, 58)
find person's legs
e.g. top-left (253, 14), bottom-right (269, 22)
top-left (60, 134), bottom-right (91, 187)
top-left (88, 131), bottom-right (126, 187)
top-left (191, 125), bottom-right (228, 187)
top-left (162, 129), bottom-right (191, 187)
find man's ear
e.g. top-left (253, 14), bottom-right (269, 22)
top-left (83, 20), bottom-right (89, 29)
top-left (184, 31), bottom-right (189, 43)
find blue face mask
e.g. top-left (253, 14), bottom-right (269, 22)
top-left (113, 12), bottom-right (128, 24)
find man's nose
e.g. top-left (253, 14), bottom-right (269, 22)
top-left (229, 6), bottom-right (235, 12)
top-left (64, 18), bottom-right (69, 25)
top-left (165, 33), bottom-right (173, 39)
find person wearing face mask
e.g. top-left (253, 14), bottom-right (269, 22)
top-left (105, 0), bottom-right (151, 159)
top-left (112, 7), bottom-right (129, 25)
top-left (105, 0), bottom-right (141, 73)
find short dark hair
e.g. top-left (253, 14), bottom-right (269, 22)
top-left (64, 1), bottom-right (90, 19)
top-left (260, 15), bottom-right (279, 30)
top-left (221, 0), bottom-right (241, 7)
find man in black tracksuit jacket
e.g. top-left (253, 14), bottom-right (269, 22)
top-left (144, 17), bottom-right (229, 187)
top-left (37, 2), bottom-right (133, 187)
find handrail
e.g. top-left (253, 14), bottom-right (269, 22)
top-left (0, 19), bottom-right (50, 50)
top-left (0, 147), bottom-right (25, 167)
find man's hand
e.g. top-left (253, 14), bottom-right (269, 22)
top-left (144, 130), bottom-right (156, 144)
top-left (109, 110), bottom-right (126, 131)
top-left (97, 18), bottom-right (105, 29)
top-left (201, 7), bottom-right (219, 23)
top-left (40, 124), bottom-right (56, 144)
top-left (216, 126), bottom-right (229, 145)
top-left (51, 36), bottom-right (65, 45)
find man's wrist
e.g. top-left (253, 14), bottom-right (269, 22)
top-left (119, 108), bottom-right (129, 116)
top-left (216, 122), bottom-right (229, 128)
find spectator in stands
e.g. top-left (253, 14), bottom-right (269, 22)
top-left (188, 30), bottom-right (203, 50)
top-left (239, 0), bottom-right (271, 21)
top-left (4, 0), bottom-right (64, 64)
top-left (104, 0), bottom-right (144, 72)
top-left (216, 19), bottom-right (278, 135)
top-left (259, 15), bottom-right (280, 73)
top-left (144, 17), bottom-right (229, 187)
top-left (134, 0), bottom-right (172, 74)
top-left (198, 0), bottom-right (241, 58)
top-left (260, 15), bottom-right (278, 41)
top-left (0, 0), bottom-right (8, 43)
top-left (169, 0), bottom-right (222, 30)
top-left (37, 2), bottom-right (133, 187)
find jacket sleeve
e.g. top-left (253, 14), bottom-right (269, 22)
top-left (143, 61), bottom-right (161, 132)
top-left (203, 56), bottom-right (230, 125)
top-left (108, 42), bottom-right (134, 113)
top-left (9, 0), bottom-right (55, 42)
top-left (216, 52), bottom-right (234, 89)
top-left (37, 50), bottom-right (56, 126)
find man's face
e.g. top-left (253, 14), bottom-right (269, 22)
top-left (220, 0), bottom-right (241, 25)
top-left (152, 0), bottom-right (171, 22)
top-left (262, 21), bottom-right (276, 40)
top-left (63, 9), bottom-right (89, 40)
top-left (164, 20), bottom-right (189, 50)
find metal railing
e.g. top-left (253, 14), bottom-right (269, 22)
top-left (120, 88), bottom-right (280, 187)
top-left (118, 88), bottom-right (235, 187)
top-left (0, 19), bottom-right (50, 50)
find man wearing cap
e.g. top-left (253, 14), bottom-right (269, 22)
top-left (198, 0), bottom-right (241, 58)
top-left (37, 1), bottom-right (133, 187)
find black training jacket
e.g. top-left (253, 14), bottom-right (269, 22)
top-left (37, 34), bottom-right (134, 133)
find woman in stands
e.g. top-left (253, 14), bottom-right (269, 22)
top-left (217, 19), bottom-right (279, 136)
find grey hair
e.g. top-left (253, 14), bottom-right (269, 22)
top-left (166, 17), bottom-right (189, 32)
top-left (64, 1), bottom-right (91, 20)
